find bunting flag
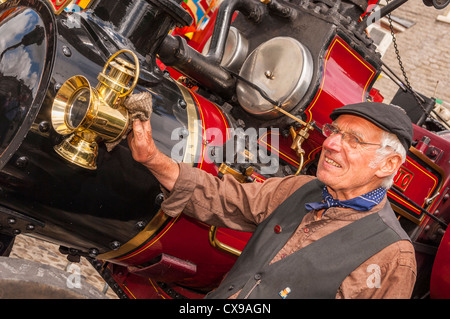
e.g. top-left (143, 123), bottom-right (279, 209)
top-left (48, 0), bottom-right (73, 14)
top-left (65, 0), bottom-right (92, 13)
top-left (75, 0), bottom-right (92, 9)
top-left (182, 0), bottom-right (222, 27)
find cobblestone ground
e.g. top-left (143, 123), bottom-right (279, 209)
top-left (9, 235), bottom-right (118, 299)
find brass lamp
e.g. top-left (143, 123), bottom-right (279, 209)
top-left (51, 50), bottom-right (140, 169)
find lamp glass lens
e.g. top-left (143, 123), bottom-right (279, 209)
top-left (67, 88), bottom-right (90, 129)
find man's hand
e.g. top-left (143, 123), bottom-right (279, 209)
top-left (127, 119), bottom-right (180, 191)
top-left (127, 119), bottom-right (157, 166)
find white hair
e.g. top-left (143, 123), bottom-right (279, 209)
top-left (369, 131), bottom-right (407, 189)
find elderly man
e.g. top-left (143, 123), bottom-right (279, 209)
top-left (127, 101), bottom-right (417, 299)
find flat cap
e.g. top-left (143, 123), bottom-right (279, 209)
top-left (330, 102), bottom-right (413, 151)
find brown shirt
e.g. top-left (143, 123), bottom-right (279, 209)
top-left (162, 163), bottom-right (417, 299)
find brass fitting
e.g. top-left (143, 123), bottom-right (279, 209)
top-left (51, 50), bottom-right (140, 169)
top-left (289, 123), bottom-right (314, 175)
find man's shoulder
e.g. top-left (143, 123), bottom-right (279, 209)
top-left (374, 240), bottom-right (416, 273)
top-left (273, 174), bottom-right (318, 192)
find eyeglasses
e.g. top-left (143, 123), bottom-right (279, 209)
top-left (322, 123), bottom-right (382, 149)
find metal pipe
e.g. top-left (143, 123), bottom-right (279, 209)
top-left (204, 0), bottom-right (267, 63)
top-left (391, 188), bottom-right (448, 228)
top-left (158, 34), bottom-right (236, 98)
top-left (158, 0), bottom-right (267, 98)
top-left (379, 0), bottom-right (410, 18)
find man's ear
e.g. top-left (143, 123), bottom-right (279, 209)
top-left (375, 153), bottom-right (403, 179)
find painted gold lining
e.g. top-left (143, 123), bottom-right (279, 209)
top-left (390, 147), bottom-right (445, 224)
top-left (304, 36), bottom-right (376, 122)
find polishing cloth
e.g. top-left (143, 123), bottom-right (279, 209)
top-left (105, 91), bottom-right (153, 152)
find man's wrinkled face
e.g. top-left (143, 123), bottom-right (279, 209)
top-left (316, 114), bottom-right (387, 200)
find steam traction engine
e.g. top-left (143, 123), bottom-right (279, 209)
top-left (0, 0), bottom-right (449, 299)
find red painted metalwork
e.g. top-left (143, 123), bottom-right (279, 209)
top-left (304, 36), bottom-right (378, 127)
top-left (388, 146), bottom-right (444, 223)
top-left (431, 227), bottom-right (450, 299)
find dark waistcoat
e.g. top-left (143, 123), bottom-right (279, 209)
top-left (206, 179), bottom-right (410, 299)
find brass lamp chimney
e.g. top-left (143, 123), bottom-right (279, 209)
top-left (51, 50), bottom-right (140, 170)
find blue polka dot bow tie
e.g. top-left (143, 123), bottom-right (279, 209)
top-left (305, 186), bottom-right (387, 212)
